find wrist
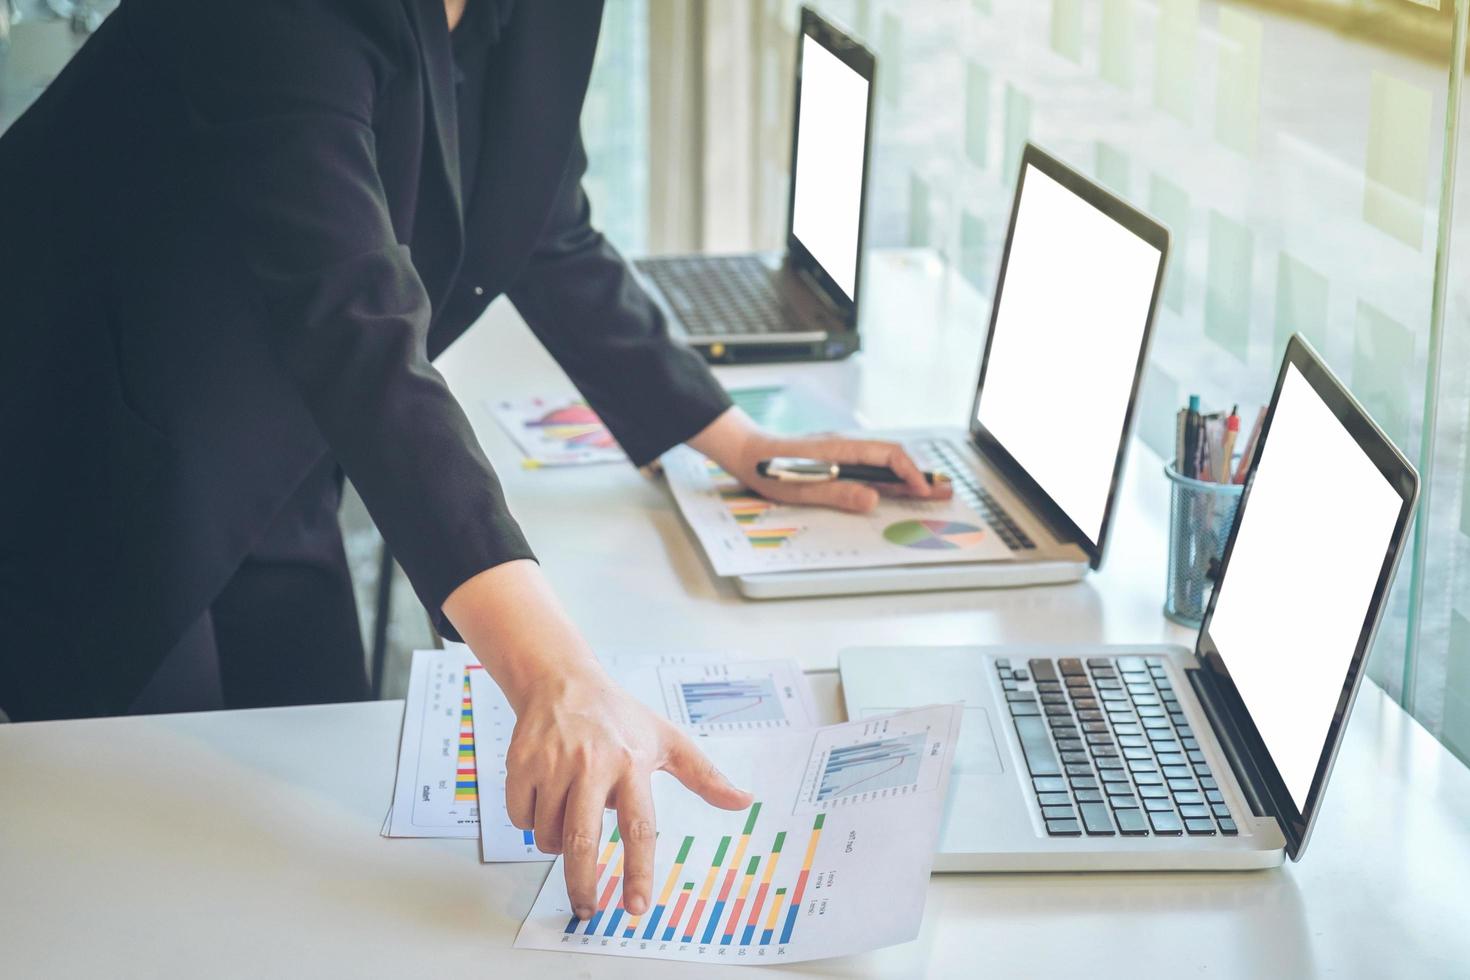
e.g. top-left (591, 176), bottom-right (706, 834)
top-left (687, 407), bottom-right (772, 479)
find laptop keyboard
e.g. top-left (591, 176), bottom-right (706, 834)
top-left (635, 255), bottom-right (793, 336)
top-left (914, 439), bottom-right (1035, 551)
top-left (997, 656), bottom-right (1238, 838)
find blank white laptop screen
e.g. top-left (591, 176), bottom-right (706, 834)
top-left (789, 33), bottom-right (869, 302)
top-left (1209, 365), bottom-right (1403, 810)
top-left (975, 164), bottom-right (1163, 546)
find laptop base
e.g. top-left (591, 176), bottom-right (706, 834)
top-left (735, 558), bottom-right (1086, 600)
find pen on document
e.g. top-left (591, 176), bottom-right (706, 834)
top-left (755, 458), bottom-right (950, 487)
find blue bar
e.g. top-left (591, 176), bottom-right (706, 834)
top-left (623, 926), bottom-right (636, 938)
top-left (742, 924), bottom-right (756, 945)
top-left (603, 908), bottom-right (625, 937)
top-left (642, 906), bottom-right (666, 940)
top-left (700, 900), bottom-right (726, 945)
top-left (522, 829), bottom-right (535, 846)
top-left (564, 915), bottom-right (580, 934)
top-left (760, 928), bottom-right (774, 946)
top-left (585, 910), bottom-right (605, 934)
top-left (779, 901), bottom-right (799, 945)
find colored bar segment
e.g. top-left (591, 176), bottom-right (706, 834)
top-left (779, 814), bottom-right (825, 945)
top-left (760, 888), bottom-right (788, 946)
top-left (643, 836), bottom-right (694, 940)
top-left (585, 849), bottom-right (623, 935)
top-left (682, 835), bottom-right (731, 942)
top-left (720, 855), bottom-right (761, 945)
top-left (702, 804), bottom-right (760, 945)
top-left (564, 828), bottom-right (622, 934)
top-left (662, 883), bottom-right (696, 942)
top-left (454, 675), bottom-right (477, 801)
top-left (741, 831), bottom-right (786, 945)
top-left (522, 829), bottom-right (535, 846)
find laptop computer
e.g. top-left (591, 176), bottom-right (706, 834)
top-left (840, 335), bottom-right (1420, 871)
top-left (632, 7), bottom-right (875, 364)
top-left (733, 142), bottom-right (1169, 599)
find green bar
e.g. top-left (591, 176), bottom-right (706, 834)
top-left (741, 803), bottom-right (762, 835)
top-left (771, 832), bottom-right (786, 853)
top-left (609, 828), bottom-right (621, 843)
top-left (674, 836), bottom-right (694, 864)
top-left (745, 856), bottom-right (759, 874)
top-left (813, 814), bottom-right (825, 830)
top-left (775, 887), bottom-right (786, 895)
top-left (683, 882), bottom-right (695, 890)
top-left (711, 836), bottom-right (732, 866)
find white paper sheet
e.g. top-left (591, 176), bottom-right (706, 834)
top-left (514, 704), bottom-right (962, 965)
top-left (662, 446), bottom-right (1014, 577)
top-left (386, 649), bottom-right (484, 839)
top-left (488, 395), bottom-right (626, 467)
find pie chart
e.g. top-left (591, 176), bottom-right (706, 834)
top-left (883, 519), bottom-right (988, 550)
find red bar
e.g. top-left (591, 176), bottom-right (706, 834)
top-left (744, 882), bottom-right (771, 931)
top-left (596, 872), bottom-right (620, 914)
top-left (787, 869), bottom-right (812, 911)
top-left (665, 887), bottom-right (695, 938)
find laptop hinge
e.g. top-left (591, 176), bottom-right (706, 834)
top-left (970, 438), bottom-right (1080, 548)
top-left (1186, 664), bottom-right (1273, 820)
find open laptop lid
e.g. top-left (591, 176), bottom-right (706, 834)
top-left (1195, 335), bottom-right (1419, 860)
top-left (784, 7), bottom-right (876, 325)
top-left (968, 144), bottom-right (1169, 569)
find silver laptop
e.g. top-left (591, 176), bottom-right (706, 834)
top-left (633, 8), bottom-right (873, 364)
top-left (735, 143), bottom-right (1169, 599)
top-left (841, 336), bottom-right (1420, 871)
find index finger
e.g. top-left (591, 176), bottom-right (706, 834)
top-left (614, 776), bottom-right (657, 916)
top-left (562, 778), bottom-right (614, 919)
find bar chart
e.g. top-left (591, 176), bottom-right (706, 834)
top-left (558, 803), bottom-right (827, 954)
top-left (657, 661), bottom-right (818, 733)
top-left (515, 705), bottom-right (962, 964)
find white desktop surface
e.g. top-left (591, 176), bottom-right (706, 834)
top-left (3, 252), bottom-right (1467, 978)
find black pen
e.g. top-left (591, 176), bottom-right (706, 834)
top-left (755, 457), bottom-right (949, 486)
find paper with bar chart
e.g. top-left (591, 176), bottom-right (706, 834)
top-left (515, 704), bottom-right (962, 965)
top-left (488, 396), bottom-right (626, 466)
top-left (662, 447), bottom-right (1013, 577)
top-left (386, 648), bottom-right (485, 839)
top-left (461, 650), bottom-right (818, 861)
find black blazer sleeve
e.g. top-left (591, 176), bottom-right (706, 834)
top-left (151, 0), bottom-right (532, 630)
top-left (507, 135), bottom-right (733, 467)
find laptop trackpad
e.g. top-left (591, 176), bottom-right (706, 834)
top-left (862, 705), bottom-right (1002, 775)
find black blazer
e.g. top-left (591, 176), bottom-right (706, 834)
top-left (0, 0), bottom-right (730, 717)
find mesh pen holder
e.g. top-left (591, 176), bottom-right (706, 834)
top-left (1164, 461), bottom-right (1243, 628)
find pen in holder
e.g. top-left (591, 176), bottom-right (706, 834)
top-left (1164, 460), bottom-right (1243, 628)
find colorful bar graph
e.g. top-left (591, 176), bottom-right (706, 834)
top-left (454, 673), bottom-right (477, 802)
top-left (741, 831), bottom-right (785, 945)
top-left (644, 836), bottom-right (694, 940)
top-left (701, 804), bottom-right (761, 944)
top-left (779, 813), bottom-right (825, 945)
top-left (760, 888), bottom-right (788, 946)
top-left (720, 855), bottom-right (761, 945)
top-left (564, 828), bottom-right (621, 935)
top-left (681, 681), bottom-right (783, 725)
top-left (662, 882), bottom-right (696, 942)
top-left (743, 526), bottom-right (799, 549)
top-left (681, 835), bottom-right (731, 942)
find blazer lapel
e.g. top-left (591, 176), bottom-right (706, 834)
top-left (402, 0), bottom-right (465, 311)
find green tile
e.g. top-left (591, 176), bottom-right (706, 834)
top-left (880, 13), bottom-right (902, 106)
top-left (1443, 611), bottom-right (1470, 765)
top-left (1273, 252), bottom-right (1329, 363)
top-left (1365, 70), bottom-right (1431, 250)
top-left (1214, 9), bottom-right (1262, 156)
top-left (1352, 300), bottom-right (1416, 451)
top-left (959, 211), bottom-right (987, 293)
top-left (1138, 363), bottom-right (1181, 460)
top-left (1154, 0), bottom-right (1198, 124)
top-left (965, 61), bottom-right (991, 168)
top-left (908, 172), bottom-right (930, 248)
top-left (1096, 141), bottom-right (1129, 197)
top-left (1205, 210), bottom-right (1253, 363)
top-left (1100, 0), bottom-right (1134, 90)
top-left (1149, 174), bottom-right (1190, 314)
top-left (1050, 0), bottom-right (1084, 63)
top-left (1003, 84), bottom-right (1032, 184)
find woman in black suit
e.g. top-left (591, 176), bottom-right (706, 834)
top-left (0, 0), bottom-right (944, 916)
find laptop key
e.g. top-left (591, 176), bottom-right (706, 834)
top-left (1027, 659), bottom-right (1058, 682)
top-left (1056, 739), bottom-right (1085, 752)
top-left (1075, 788), bottom-right (1104, 803)
top-left (1134, 772), bottom-right (1164, 785)
top-left (1218, 818), bottom-right (1238, 835)
top-left (1149, 811), bottom-right (1184, 835)
top-left (1199, 776), bottom-right (1217, 789)
top-left (1205, 790), bottom-right (1225, 803)
top-left (1167, 778), bottom-right (1195, 792)
top-left (1059, 659), bottom-right (1085, 675)
top-left (1037, 792), bottom-right (1071, 806)
top-left (1212, 804), bottom-right (1232, 818)
top-left (1041, 805), bottom-right (1075, 820)
top-left (1033, 776), bottom-right (1066, 793)
top-left (1069, 776), bottom-right (1098, 790)
top-left (1163, 765), bottom-right (1192, 779)
top-left (1013, 716), bottom-right (1062, 776)
top-left (1108, 794), bottom-right (1138, 808)
top-left (1080, 803), bottom-right (1115, 835)
top-left (1005, 691), bottom-right (1036, 702)
top-left (1116, 808), bottom-right (1149, 836)
top-left (1100, 770), bottom-right (1131, 783)
top-left (1010, 702), bottom-right (1041, 717)
top-left (1143, 797), bottom-right (1173, 812)
top-left (1139, 785), bottom-right (1168, 799)
top-left (1065, 763), bottom-right (1094, 777)
top-left (1184, 819), bottom-right (1216, 836)
top-left (1061, 752), bottom-right (1090, 765)
top-left (1173, 791), bottom-right (1204, 804)
top-left (1178, 804), bottom-right (1210, 818)
top-left (1046, 819), bottom-right (1082, 837)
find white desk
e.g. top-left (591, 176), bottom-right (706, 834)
top-left (4, 251), bottom-right (1468, 978)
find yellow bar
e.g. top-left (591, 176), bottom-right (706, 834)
top-left (763, 889), bottom-right (787, 932)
